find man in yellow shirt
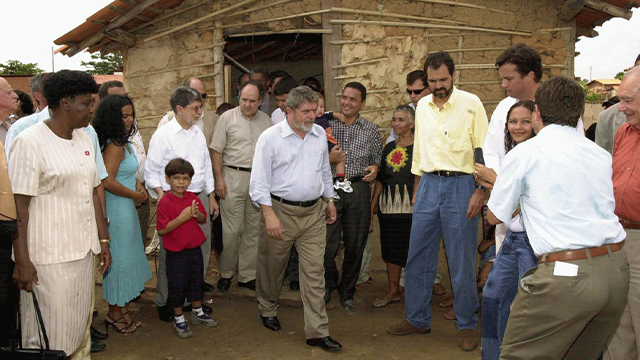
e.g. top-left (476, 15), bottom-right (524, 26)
top-left (387, 51), bottom-right (488, 352)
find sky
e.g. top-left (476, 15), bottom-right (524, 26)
top-left (0, 1), bottom-right (638, 81)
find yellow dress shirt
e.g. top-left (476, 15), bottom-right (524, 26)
top-left (412, 87), bottom-right (488, 175)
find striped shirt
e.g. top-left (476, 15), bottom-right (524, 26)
top-left (8, 122), bottom-right (101, 265)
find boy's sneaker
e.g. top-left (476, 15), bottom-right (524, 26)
top-left (334, 180), bottom-right (353, 193)
top-left (173, 319), bottom-right (192, 338)
top-left (191, 312), bottom-right (219, 327)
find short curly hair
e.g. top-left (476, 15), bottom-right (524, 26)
top-left (43, 70), bottom-right (98, 110)
top-left (93, 94), bottom-right (136, 149)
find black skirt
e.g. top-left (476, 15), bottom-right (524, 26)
top-left (378, 214), bottom-right (412, 267)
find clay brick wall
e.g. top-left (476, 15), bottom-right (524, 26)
top-left (122, 0), bottom-right (578, 145)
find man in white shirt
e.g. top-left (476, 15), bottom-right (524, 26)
top-left (249, 86), bottom-right (341, 352)
top-left (144, 86), bottom-right (218, 321)
top-left (270, 77), bottom-right (297, 125)
top-left (487, 76), bottom-right (628, 359)
top-left (484, 44), bottom-right (585, 252)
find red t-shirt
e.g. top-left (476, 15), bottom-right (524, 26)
top-left (157, 191), bottom-right (206, 252)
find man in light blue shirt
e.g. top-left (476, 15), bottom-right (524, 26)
top-left (249, 86), bottom-right (341, 352)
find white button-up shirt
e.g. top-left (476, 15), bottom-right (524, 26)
top-left (488, 124), bottom-right (625, 256)
top-left (271, 108), bottom-right (286, 125)
top-left (8, 122), bottom-right (102, 265)
top-left (144, 119), bottom-right (214, 198)
top-left (249, 120), bottom-right (334, 206)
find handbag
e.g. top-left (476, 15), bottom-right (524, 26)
top-left (2, 292), bottom-right (68, 360)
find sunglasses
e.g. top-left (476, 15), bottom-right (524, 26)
top-left (406, 88), bottom-right (427, 95)
top-left (201, 93), bottom-right (208, 99)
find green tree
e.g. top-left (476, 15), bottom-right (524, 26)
top-left (0, 60), bottom-right (44, 75)
top-left (615, 71), bottom-right (625, 80)
top-left (81, 51), bottom-right (123, 74)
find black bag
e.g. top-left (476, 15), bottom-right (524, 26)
top-left (2, 292), bottom-right (68, 360)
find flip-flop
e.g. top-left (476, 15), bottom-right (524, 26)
top-left (372, 297), bottom-right (400, 308)
top-left (444, 309), bottom-right (456, 320)
top-left (438, 297), bottom-right (454, 308)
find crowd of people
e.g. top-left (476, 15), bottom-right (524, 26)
top-left (0, 43), bottom-right (639, 360)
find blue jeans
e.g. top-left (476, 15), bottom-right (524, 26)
top-left (480, 230), bottom-right (538, 360)
top-left (405, 173), bottom-right (479, 330)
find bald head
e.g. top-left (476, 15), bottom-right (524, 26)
top-left (0, 77), bottom-right (19, 118)
top-left (618, 67), bottom-right (640, 129)
top-left (183, 77), bottom-right (206, 97)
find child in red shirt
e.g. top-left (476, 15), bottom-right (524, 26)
top-left (156, 158), bottom-right (218, 338)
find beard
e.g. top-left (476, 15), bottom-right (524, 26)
top-left (433, 86), bottom-right (452, 99)
top-left (293, 120), bottom-right (313, 133)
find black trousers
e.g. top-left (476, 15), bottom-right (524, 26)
top-left (166, 247), bottom-right (204, 309)
top-left (0, 242), bottom-right (17, 347)
top-left (324, 181), bottom-right (371, 300)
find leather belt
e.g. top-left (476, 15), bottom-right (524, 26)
top-left (271, 194), bottom-right (319, 208)
top-left (430, 170), bottom-right (469, 177)
top-left (538, 242), bottom-right (624, 264)
top-left (620, 217), bottom-right (640, 230)
top-left (225, 165), bottom-right (251, 172)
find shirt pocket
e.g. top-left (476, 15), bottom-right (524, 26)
top-left (443, 129), bottom-right (470, 153)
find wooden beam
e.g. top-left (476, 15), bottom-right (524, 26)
top-left (329, 7), bottom-right (465, 25)
top-left (584, 0), bottom-right (632, 20)
top-left (330, 19), bottom-right (532, 37)
top-left (559, 0), bottom-right (585, 22)
top-left (413, 0), bottom-right (515, 14)
top-left (213, 2), bottom-right (224, 109)
top-left (221, 9), bottom-right (330, 30)
top-left (129, 0), bottom-right (211, 32)
top-left (143, 0), bottom-right (258, 43)
top-left (323, 0), bottom-right (342, 112)
top-left (226, 28), bottom-right (332, 37)
top-left (66, 0), bottom-right (162, 57)
top-left (224, 52), bottom-right (250, 73)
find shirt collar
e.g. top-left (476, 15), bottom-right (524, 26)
top-left (280, 118), bottom-right (319, 138)
top-left (166, 118), bottom-right (195, 135)
top-left (428, 86), bottom-right (458, 110)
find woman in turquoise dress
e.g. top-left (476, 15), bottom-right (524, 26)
top-left (94, 94), bottom-right (151, 334)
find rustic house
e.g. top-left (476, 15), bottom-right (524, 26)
top-left (54, 0), bottom-right (638, 145)
top-left (586, 78), bottom-right (621, 98)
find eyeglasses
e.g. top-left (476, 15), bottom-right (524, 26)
top-left (406, 88), bottom-right (427, 95)
top-left (201, 93), bottom-right (208, 99)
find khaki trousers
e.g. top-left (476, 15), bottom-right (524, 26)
top-left (500, 246), bottom-right (629, 360)
top-left (219, 167), bottom-right (260, 282)
top-left (256, 200), bottom-right (330, 339)
top-left (606, 229), bottom-right (640, 360)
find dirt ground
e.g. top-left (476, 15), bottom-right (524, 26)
top-left (92, 219), bottom-right (482, 360)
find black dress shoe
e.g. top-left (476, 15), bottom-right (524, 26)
top-left (261, 316), bottom-right (281, 331)
top-left (157, 305), bottom-right (174, 322)
top-left (324, 289), bottom-right (332, 304)
top-left (238, 279), bottom-right (256, 291)
top-left (90, 326), bottom-right (108, 340)
top-left (91, 340), bottom-right (106, 353)
top-left (217, 277), bottom-right (231, 293)
top-left (289, 280), bottom-right (300, 291)
top-left (203, 281), bottom-right (214, 293)
top-left (306, 336), bottom-right (342, 352)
